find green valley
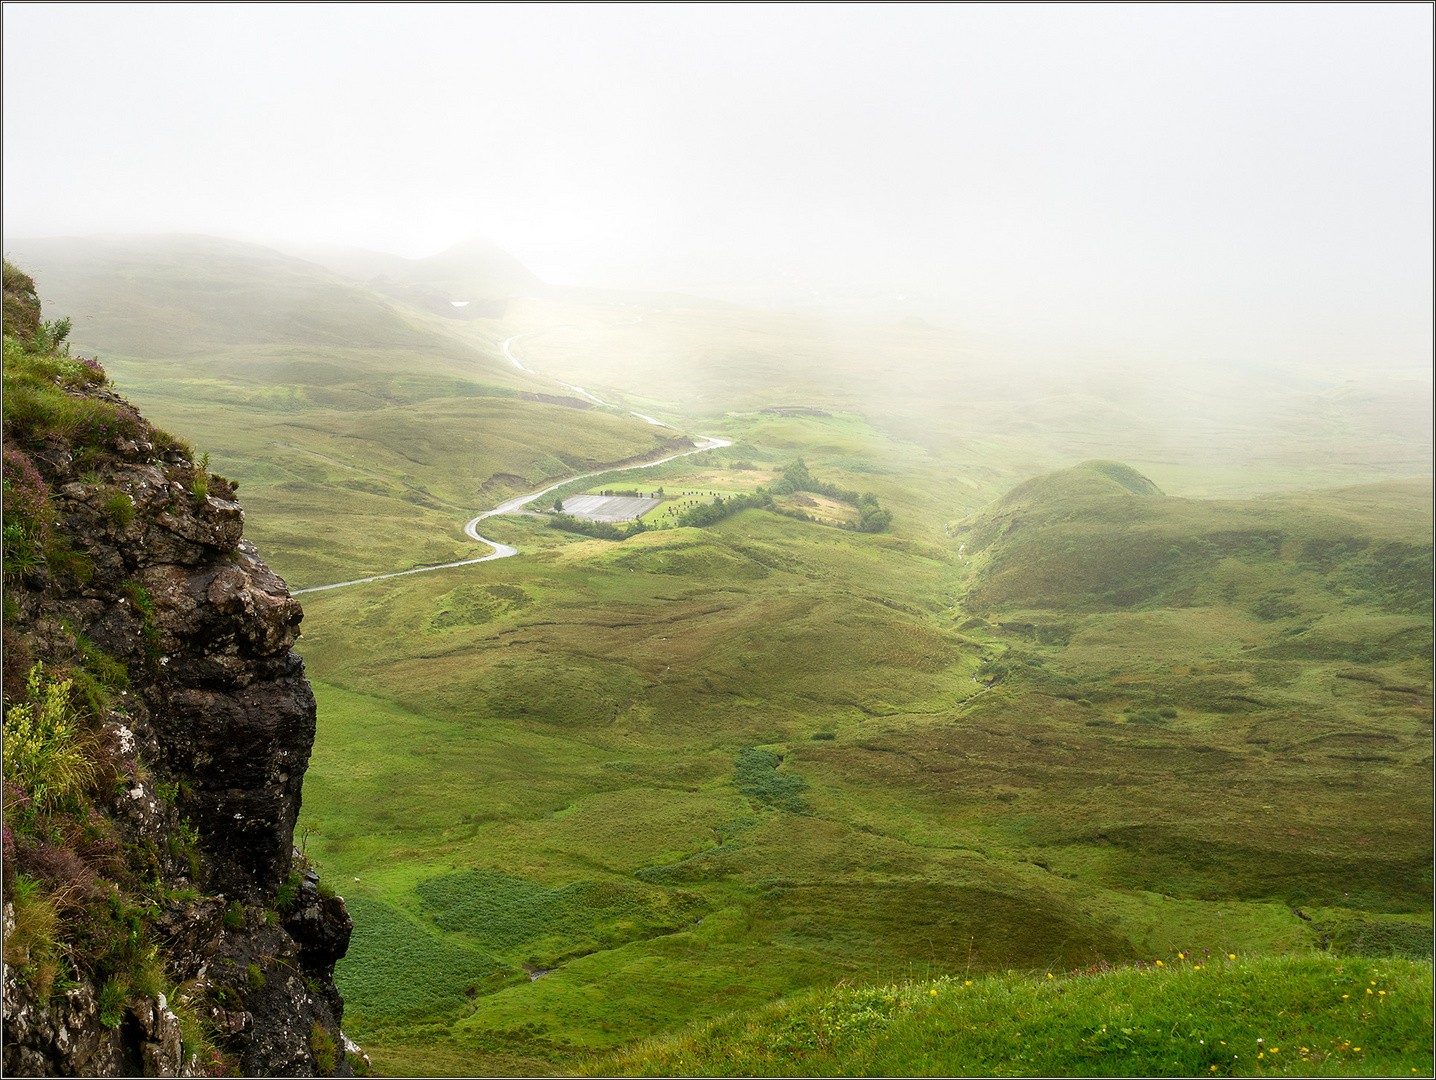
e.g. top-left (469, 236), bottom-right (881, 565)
top-left (8, 236), bottom-right (1430, 1077)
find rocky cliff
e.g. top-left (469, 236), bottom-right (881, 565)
top-left (3, 262), bottom-right (365, 1076)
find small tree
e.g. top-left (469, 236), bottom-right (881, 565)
top-left (552, 496), bottom-right (564, 513)
top-left (299, 820), bottom-right (321, 857)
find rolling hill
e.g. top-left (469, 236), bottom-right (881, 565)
top-left (4, 235), bottom-right (694, 586)
top-left (4, 237), bottom-right (1428, 1075)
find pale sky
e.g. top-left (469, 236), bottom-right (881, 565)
top-left (4, 2), bottom-right (1431, 369)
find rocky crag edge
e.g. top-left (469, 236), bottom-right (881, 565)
top-left (3, 262), bottom-right (367, 1076)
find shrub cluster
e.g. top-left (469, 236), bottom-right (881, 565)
top-left (548, 513), bottom-right (649, 541)
top-left (3, 260), bottom-right (42, 340)
top-left (1, 661), bottom-right (179, 1013)
top-left (771, 459), bottom-right (892, 532)
top-left (674, 489), bottom-right (776, 528)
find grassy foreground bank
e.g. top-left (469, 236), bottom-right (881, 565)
top-left (582, 955), bottom-right (1432, 1077)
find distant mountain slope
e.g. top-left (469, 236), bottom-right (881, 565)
top-left (286, 238), bottom-right (546, 319)
top-left (0, 237), bottom-right (694, 585)
top-left (957, 463), bottom-right (1431, 615)
top-left (5, 233), bottom-right (495, 358)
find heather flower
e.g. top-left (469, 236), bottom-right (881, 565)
top-left (3, 448), bottom-right (53, 549)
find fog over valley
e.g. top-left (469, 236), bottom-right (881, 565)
top-left (5, 3), bottom-right (1431, 371)
top-left (2, 5), bottom-right (1431, 1078)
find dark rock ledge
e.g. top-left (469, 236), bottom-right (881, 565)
top-left (4, 351), bottom-right (366, 1075)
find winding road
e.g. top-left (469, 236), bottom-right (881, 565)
top-left (503, 333), bottom-right (668, 427)
top-left (293, 324), bottom-right (729, 595)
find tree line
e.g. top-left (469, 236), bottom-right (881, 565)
top-left (547, 459), bottom-right (891, 540)
top-left (770, 460), bottom-right (892, 532)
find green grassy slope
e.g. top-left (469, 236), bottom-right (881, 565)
top-left (6, 237), bottom-right (694, 586)
top-left (585, 955), bottom-right (1433, 1077)
top-left (295, 472), bottom-right (1429, 1073)
top-left (9, 241), bottom-right (1430, 1076)
top-left (944, 465), bottom-right (1432, 910)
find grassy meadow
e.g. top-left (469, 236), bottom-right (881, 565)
top-left (8, 236), bottom-right (1431, 1075)
top-left (298, 477), bottom-right (1431, 1072)
top-left (585, 954), bottom-right (1433, 1077)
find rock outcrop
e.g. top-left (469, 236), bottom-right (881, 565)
top-left (3, 263), bottom-right (365, 1076)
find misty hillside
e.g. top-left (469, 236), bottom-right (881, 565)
top-left (5, 240), bottom-right (1429, 1077)
top-left (5, 234), bottom-right (535, 360)
top-left (957, 462), bottom-right (1433, 614)
top-left (1, 239), bottom-right (695, 587)
top-left (6, 5), bottom-right (1432, 1077)
top-left (287, 238), bottom-right (546, 319)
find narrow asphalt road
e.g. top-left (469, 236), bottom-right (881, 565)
top-left (293, 317), bottom-right (728, 595)
top-left (293, 435), bottom-right (729, 595)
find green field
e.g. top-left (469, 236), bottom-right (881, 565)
top-left (297, 478), bottom-right (1431, 1072)
top-left (10, 236), bottom-right (1431, 1076)
top-left (588, 955), bottom-right (1433, 1077)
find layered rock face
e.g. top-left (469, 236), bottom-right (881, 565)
top-left (36, 434), bottom-right (314, 903)
top-left (4, 267), bottom-right (364, 1075)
